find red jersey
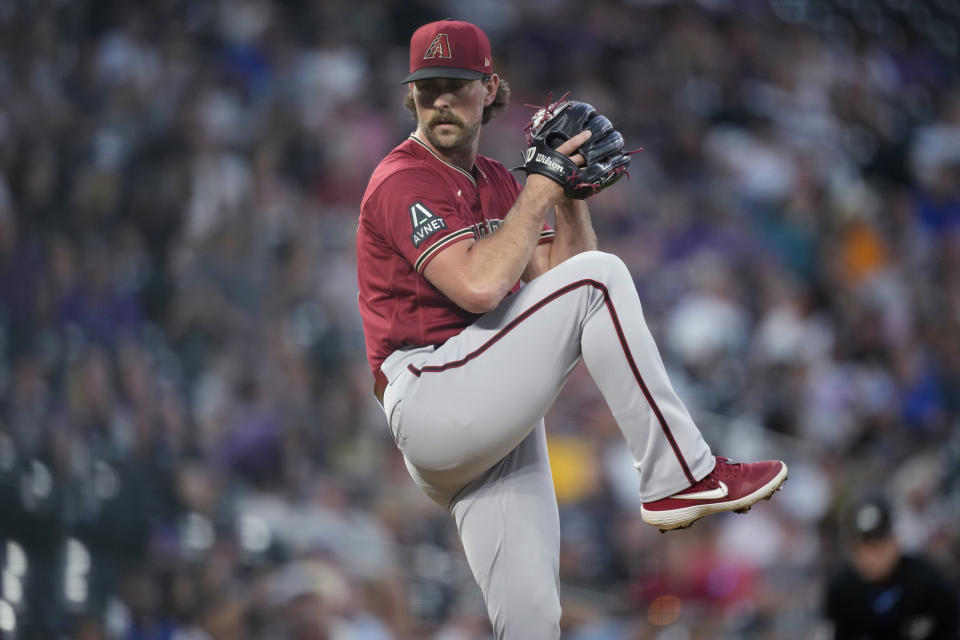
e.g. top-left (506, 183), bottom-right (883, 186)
top-left (357, 134), bottom-right (554, 374)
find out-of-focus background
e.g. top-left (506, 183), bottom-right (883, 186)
top-left (1, 0), bottom-right (959, 638)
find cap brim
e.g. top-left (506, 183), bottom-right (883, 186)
top-left (401, 67), bottom-right (486, 83)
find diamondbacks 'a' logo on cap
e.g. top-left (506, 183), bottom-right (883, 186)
top-left (423, 33), bottom-right (452, 60)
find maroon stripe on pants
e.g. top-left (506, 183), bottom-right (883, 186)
top-left (407, 279), bottom-right (696, 485)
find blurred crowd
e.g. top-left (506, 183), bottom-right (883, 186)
top-left (1, 0), bottom-right (959, 638)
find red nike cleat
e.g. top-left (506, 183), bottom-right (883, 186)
top-left (641, 457), bottom-right (788, 532)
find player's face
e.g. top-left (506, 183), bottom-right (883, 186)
top-left (412, 77), bottom-right (487, 153)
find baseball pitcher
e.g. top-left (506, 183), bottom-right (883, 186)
top-left (356, 19), bottom-right (788, 639)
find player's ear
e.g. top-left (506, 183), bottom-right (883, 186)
top-left (483, 74), bottom-right (499, 107)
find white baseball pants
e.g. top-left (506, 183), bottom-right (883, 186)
top-left (378, 251), bottom-right (714, 639)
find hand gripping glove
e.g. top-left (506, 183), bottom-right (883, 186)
top-left (517, 93), bottom-right (633, 199)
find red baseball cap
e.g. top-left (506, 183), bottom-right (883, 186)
top-left (401, 19), bottom-right (493, 83)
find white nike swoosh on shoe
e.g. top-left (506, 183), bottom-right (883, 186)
top-left (673, 481), bottom-right (728, 500)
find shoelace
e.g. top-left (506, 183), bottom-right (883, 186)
top-left (714, 457), bottom-right (745, 477)
top-left (689, 457), bottom-right (745, 491)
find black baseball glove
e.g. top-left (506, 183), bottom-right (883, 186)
top-left (517, 93), bottom-right (633, 199)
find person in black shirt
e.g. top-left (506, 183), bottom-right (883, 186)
top-left (824, 495), bottom-right (959, 639)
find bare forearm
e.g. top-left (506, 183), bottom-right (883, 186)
top-left (423, 131), bottom-right (594, 313)
top-left (549, 199), bottom-right (598, 267)
top-left (471, 188), bottom-right (550, 279)
top-left (435, 179), bottom-right (556, 311)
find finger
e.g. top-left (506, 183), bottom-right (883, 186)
top-left (554, 129), bottom-right (592, 158)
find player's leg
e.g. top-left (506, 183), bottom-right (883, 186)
top-left (378, 265), bottom-right (592, 492)
top-left (382, 250), bottom-right (784, 528)
top-left (382, 250), bottom-right (712, 494)
top-left (447, 423), bottom-right (562, 640)
top-left (568, 254), bottom-right (788, 529)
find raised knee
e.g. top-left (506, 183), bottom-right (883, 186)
top-left (568, 250), bottom-right (631, 285)
top-left (577, 249), bottom-right (620, 265)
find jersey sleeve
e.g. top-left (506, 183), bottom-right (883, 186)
top-left (369, 169), bottom-right (477, 274)
top-left (539, 223), bottom-right (555, 245)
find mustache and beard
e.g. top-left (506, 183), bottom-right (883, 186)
top-left (421, 110), bottom-right (480, 153)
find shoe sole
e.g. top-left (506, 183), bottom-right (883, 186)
top-left (641, 463), bottom-right (789, 533)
